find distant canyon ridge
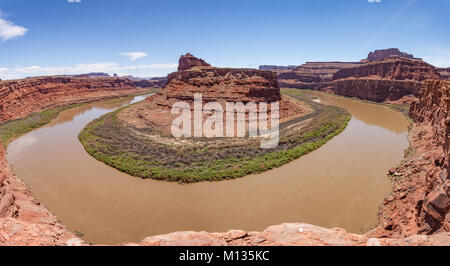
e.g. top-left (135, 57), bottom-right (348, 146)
top-left (261, 48), bottom-right (448, 104)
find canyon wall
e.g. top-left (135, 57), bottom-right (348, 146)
top-left (0, 76), bottom-right (147, 123)
top-left (332, 57), bottom-right (440, 81)
top-left (437, 68), bottom-right (450, 80)
top-left (410, 80), bottom-right (449, 233)
top-left (135, 54), bottom-right (300, 134)
top-left (366, 48), bottom-right (417, 61)
top-left (165, 67), bottom-right (281, 103)
top-left (320, 79), bottom-right (422, 102)
top-left (370, 80), bottom-right (449, 238)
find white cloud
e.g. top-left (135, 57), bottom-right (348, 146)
top-left (0, 62), bottom-right (177, 80)
top-left (120, 52), bottom-right (148, 61)
top-left (68, 0), bottom-right (81, 3)
top-left (0, 13), bottom-right (28, 41)
top-left (368, 0), bottom-right (381, 3)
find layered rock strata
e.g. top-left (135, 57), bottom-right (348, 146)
top-left (332, 57), bottom-right (440, 81)
top-left (437, 68), bottom-right (450, 81)
top-left (0, 76), bottom-right (148, 123)
top-left (315, 57), bottom-right (441, 103)
top-left (370, 80), bottom-right (449, 237)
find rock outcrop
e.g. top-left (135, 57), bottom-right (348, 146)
top-left (320, 79), bottom-right (423, 102)
top-left (274, 62), bottom-right (362, 89)
top-left (0, 76), bottom-right (148, 123)
top-left (332, 57), bottom-right (440, 81)
top-left (178, 53), bottom-right (211, 71)
top-left (293, 62), bottom-right (362, 82)
top-left (369, 80), bottom-right (449, 238)
top-left (438, 68), bottom-right (450, 81)
top-left (366, 48), bottom-right (417, 61)
top-left (313, 57), bottom-right (441, 103)
top-left (135, 54), bottom-right (302, 132)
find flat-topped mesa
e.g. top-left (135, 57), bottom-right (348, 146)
top-left (178, 53), bottom-right (211, 71)
top-left (0, 76), bottom-right (144, 122)
top-left (164, 67), bottom-right (281, 104)
top-left (292, 62), bottom-right (362, 82)
top-left (161, 53), bottom-right (282, 104)
top-left (332, 56), bottom-right (440, 81)
top-left (365, 48), bottom-right (419, 61)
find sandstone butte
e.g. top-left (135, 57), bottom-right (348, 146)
top-left (274, 49), bottom-right (449, 100)
top-left (121, 53), bottom-right (302, 134)
top-left (0, 53), bottom-right (449, 246)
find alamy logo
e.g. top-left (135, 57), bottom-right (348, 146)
top-left (171, 94), bottom-right (279, 148)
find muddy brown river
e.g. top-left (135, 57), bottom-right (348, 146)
top-left (6, 92), bottom-right (409, 244)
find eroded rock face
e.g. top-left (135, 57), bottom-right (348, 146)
top-left (410, 80), bottom-right (449, 233)
top-left (311, 57), bottom-right (441, 103)
top-left (437, 68), bottom-right (450, 81)
top-left (0, 76), bottom-right (146, 123)
top-left (134, 223), bottom-right (450, 246)
top-left (366, 48), bottom-right (416, 61)
top-left (178, 53), bottom-right (211, 71)
top-left (166, 67), bottom-right (281, 103)
top-left (293, 62), bottom-right (362, 82)
top-left (320, 79), bottom-right (423, 102)
top-left (333, 57), bottom-right (440, 81)
top-left (136, 54), bottom-right (301, 132)
top-left (370, 80), bottom-right (449, 238)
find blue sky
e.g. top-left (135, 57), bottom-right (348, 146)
top-left (0, 0), bottom-right (449, 79)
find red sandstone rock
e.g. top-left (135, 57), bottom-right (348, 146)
top-left (178, 53), bottom-right (211, 71)
top-left (437, 67), bottom-right (450, 81)
top-left (319, 78), bottom-right (422, 102)
top-left (366, 48), bottom-right (417, 61)
top-left (371, 80), bottom-right (449, 237)
top-left (332, 57), bottom-right (440, 81)
top-left (0, 76), bottom-right (148, 123)
top-left (133, 54), bottom-right (302, 132)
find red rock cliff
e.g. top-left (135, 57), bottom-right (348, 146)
top-left (0, 76), bottom-right (146, 123)
top-left (371, 80), bottom-right (449, 238)
top-left (366, 48), bottom-right (417, 61)
top-left (410, 80), bottom-right (449, 233)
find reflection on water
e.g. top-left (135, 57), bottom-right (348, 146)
top-left (7, 92), bottom-right (409, 244)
